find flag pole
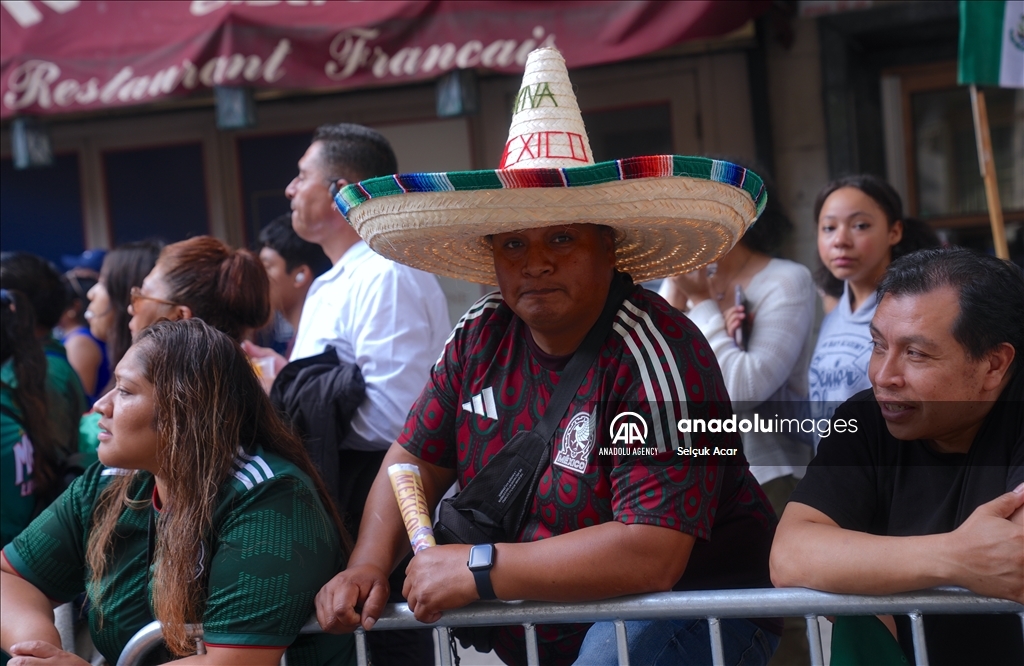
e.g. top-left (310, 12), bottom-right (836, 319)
top-left (968, 84), bottom-right (1010, 259)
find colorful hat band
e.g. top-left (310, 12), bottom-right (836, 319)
top-left (338, 155), bottom-right (766, 221)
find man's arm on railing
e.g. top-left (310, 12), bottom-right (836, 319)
top-left (317, 442), bottom-right (697, 627)
top-left (402, 521), bottom-right (695, 623)
top-left (0, 553), bottom-right (64, 657)
top-left (316, 442), bottom-right (457, 634)
top-left (771, 488), bottom-right (1024, 603)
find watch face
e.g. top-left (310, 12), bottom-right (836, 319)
top-left (468, 544), bottom-right (493, 570)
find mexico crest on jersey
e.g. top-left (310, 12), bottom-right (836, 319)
top-left (553, 410), bottom-right (596, 473)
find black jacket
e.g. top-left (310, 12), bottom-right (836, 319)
top-left (269, 347), bottom-right (371, 529)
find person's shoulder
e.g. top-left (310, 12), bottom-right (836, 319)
top-left (216, 447), bottom-right (339, 542)
top-left (354, 251), bottom-right (444, 294)
top-left (44, 346), bottom-right (74, 375)
top-left (611, 286), bottom-right (718, 394)
top-left (816, 292), bottom-right (856, 336)
top-left (223, 446), bottom-right (311, 497)
top-left (763, 258), bottom-right (815, 291)
top-left (619, 286), bottom-right (704, 351)
top-left (42, 339), bottom-right (82, 388)
top-left (58, 461), bottom-right (137, 508)
top-left (448, 291), bottom-right (510, 342)
top-left (42, 337), bottom-right (68, 358)
top-left (359, 248), bottom-right (404, 274)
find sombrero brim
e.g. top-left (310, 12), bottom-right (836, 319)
top-left (336, 155), bottom-right (766, 285)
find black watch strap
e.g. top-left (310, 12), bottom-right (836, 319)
top-left (472, 567), bottom-right (497, 601)
top-left (468, 544), bottom-right (497, 600)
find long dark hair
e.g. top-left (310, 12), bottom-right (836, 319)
top-left (101, 240), bottom-right (163, 368)
top-left (86, 319), bottom-right (349, 657)
top-left (0, 289), bottom-right (58, 500)
top-left (813, 174), bottom-right (941, 297)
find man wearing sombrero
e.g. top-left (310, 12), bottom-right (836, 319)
top-left (316, 48), bottom-right (780, 665)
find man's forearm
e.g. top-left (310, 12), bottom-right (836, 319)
top-left (771, 509), bottom-right (953, 594)
top-left (0, 569), bottom-right (61, 652)
top-left (349, 443), bottom-right (456, 574)
top-left (490, 522), bottom-right (695, 602)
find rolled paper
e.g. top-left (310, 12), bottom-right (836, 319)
top-left (387, 463), bottom-right (436, 554)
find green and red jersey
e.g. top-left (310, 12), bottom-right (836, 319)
top-left (399, 278), bottom-right (778, 664)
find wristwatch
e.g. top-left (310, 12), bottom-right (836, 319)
top-left (467, 543), bottom-right (497, 600)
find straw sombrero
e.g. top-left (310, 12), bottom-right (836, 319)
top-left (335, 47), bottom-right (765, 285)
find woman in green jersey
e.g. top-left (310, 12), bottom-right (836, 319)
top-left (1, 319), bottom-right (354, 666)
top-left (1, 289), bottom-right (58, 549)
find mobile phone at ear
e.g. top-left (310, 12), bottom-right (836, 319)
top-left (734, 284), bottom-right (751, 351)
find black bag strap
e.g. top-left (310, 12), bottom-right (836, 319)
top-left (531, 272), bottom-right (633, 444)
top-left (437, 273), bottom-right (634, 543)
top-left (532, 272), bottom-right (626, 442)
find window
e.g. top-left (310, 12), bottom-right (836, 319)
top-left (581, 103), bottom-right (674, 163)
top-left (104, 143), bottom-right (210, 245)
top-left (0, 153), bottom-right (86, 264)
top-left (236, 132), bottom-right (313, 246)
top-left (884, 62), bottom-right (1024, 234)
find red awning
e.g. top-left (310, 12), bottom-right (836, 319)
top-left (1, 0), bottom-right (769, 119)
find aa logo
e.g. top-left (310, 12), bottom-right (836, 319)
top-left (609, 412), bottom-right (648, 445)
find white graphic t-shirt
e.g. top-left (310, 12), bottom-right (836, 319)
top-left (808, 282), bottom-right (878, 448)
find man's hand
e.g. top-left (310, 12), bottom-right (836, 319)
top-left (315, 564), bottom-right (391, 634)
top-left (947, 483), bottom-right (1024, 603)
top-left (314, 444), bottom-right (458, 633)
top-left (402, 545), bottom-right (477, 624)
top-left (241, 341), bottom-right (288, 394)
top-left (7, 640), bottom-right (90, 666)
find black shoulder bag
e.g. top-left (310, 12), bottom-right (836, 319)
top-left (433, 274), bottom-right (632, 546)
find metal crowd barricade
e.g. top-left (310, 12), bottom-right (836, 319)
top-left (116, 587), bottom-right (1024, 666)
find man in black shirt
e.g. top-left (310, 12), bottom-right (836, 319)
top-left (771, 247), bottom-right (1023, 666)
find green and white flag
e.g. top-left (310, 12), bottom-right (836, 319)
top-left (959, 0), bottom-right (1024, 88)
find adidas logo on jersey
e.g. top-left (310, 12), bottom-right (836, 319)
top-left (462, 386), bottom-right (498, 420)
top-left (231, 448), bottom-right (275, 490)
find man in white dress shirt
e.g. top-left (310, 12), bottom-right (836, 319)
top-left (248, 124), bottom-right (450, 451)
top-left (245, 123), bottom-right (449, 665)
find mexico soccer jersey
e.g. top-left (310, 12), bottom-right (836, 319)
top-left (3, 446), bottom-right (353, 666)
top-left (399, 276), bottom-right (778, 664)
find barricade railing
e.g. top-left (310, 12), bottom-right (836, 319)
top-left (116, 587), bottom-right (1024, 666)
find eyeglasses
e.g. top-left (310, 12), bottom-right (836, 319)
top-left (130, 286), bottom-right (178, 309)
